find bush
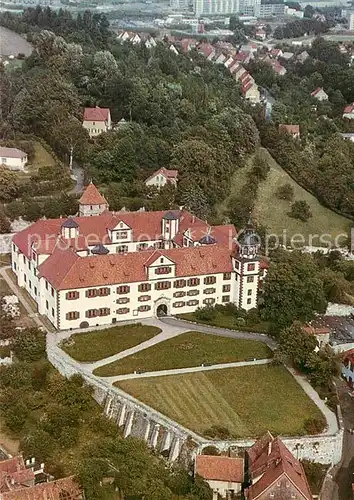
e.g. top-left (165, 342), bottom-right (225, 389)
top-left (276, 183), bottom-right (294, 201)
top-left (195, 306), bottom-right (217, 322)
top-left (289, 200), bottom-right (312, 222)
top-left (4, 401), bottom-right (29, 432)
top-left (201, 446), bottom-right (220, 456)
top-left (204, 425), bottom-right (231, 439)
top-left (11, 328), bottom-right (46, 362)
top-left (304, 417), bottom-right (326, 435)
top-left (21, 429), bottom-right (57, 461)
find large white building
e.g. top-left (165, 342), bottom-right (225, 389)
top-left (11, 183), bottom-right (265, 330)
top-left (194, 0), bottom-right (240, 16)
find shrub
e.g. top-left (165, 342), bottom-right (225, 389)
top-left (204, 425), bottom-right (231, 439)
top-left (289, 200), bottom-right (312, 222)
top-left (21, 429), bottom-right (57, 461)
top-left (276, 183), bottom-right (294, 201)
top-left (195, 306), bottom-right (217, 322)
top-left (4, 401), bottom-right (29, 432)
top-left (11, 328), bottom-right (46, 362)
top-left (201, 446), bottom-right (220, 456)
top-left (304, 417), bottom-right (326, 435)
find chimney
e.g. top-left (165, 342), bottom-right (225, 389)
top-left (268, 441), bottom-right (272, 455)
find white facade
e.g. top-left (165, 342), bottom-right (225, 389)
top-left (342, 353), bottom-right (354, 387)
top-left (83, 111), bottom-right (112, 138)
top-left (312, 88), bottom-right (328, 101)
top-left (0, 150), bottom-right (27, 171)
top-left (194, 0), bottom-right (240, 16)
top-left (207, 479), bottom-right (242, 499)
top-left (239, 0), bottom-right (261, 16)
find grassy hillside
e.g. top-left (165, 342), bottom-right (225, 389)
top-left (219, 148), bottom-right (351, 246)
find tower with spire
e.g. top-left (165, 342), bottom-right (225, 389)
top-left (233, 217), bottom-right (262, 310)
top-left (78, 182), bottom-right (109, 217)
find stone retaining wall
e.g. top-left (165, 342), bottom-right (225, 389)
top-left (47, 343), bottom-right (343, 465)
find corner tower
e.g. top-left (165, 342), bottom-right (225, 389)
top-left (233, 218), bottom-right (261, 310)
top-left (79, 182), bottom-right (109, 217)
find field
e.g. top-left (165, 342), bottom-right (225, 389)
top-left (219, 148), bottom-right (351, 245)
top-left (61, 324), bottom-right (161, 363)
top-left (93, 331), bottom-right (271, 376)
top-left (116, 365), bottom-right (325, 438)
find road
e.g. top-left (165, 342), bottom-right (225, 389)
top-left (160, 316), bottom-right (278, 350)
top-left (0, 26), bottom-right (32, 57)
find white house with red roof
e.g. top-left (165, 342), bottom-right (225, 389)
top-left (145, 167), bottom-right (178, 189)
top-left (245, 432), bottom-right (312, 500)
top-left (0, 146), bottom-right (28, 171)
top-left (343, 103), bottom-right (354, 119)
top-left (311, 87), bottom-right (328, 101)
top-left (279, 124), bottom-right (300, 139)
top-left (82, 106), bottom-right (112, 137)
top-left (11, 184), bottom-right (264, 329)
top-left (195, 455), bottom-right (244, 499)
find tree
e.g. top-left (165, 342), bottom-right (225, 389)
top-left (289, 200), bottom-right (312, 222)
top-left (179, 183), bottom-right (210, 220)
top-left (276, 183), bottom-right (294, 201)
top-left (11, 327), bottom-right (46, 362)
top-left (0, 167), bottom-right (18, 202)
top-left (261, 251), bottom-right (327, 329)
top-left (277, 321), bottom-right (317, 369)
top-left (4, 400), bottom-right (29, 432)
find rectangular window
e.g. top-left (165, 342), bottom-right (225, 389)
top-left (223, 272), bottom-right (231, 280)
top-left (174, 279), bottom-right (186, 288)
top-left (138, 283), bottom-right (151, 292)
top-left (66, 311), bottom-right (79, 320)
top-left (24, 274), bottom-right (27, 283)
top-left (187, 289), bottom-right (199, 296)
top-left (203, 288), bottom-right (216, 295)
top-left (138, 295), bottom-right (151, 302)
top-left (247, 276), bottom-right (254, 283)
top-left (52, 308), bottom-right (55, 317)
top-left (247, 263), bottom-right (255, 272)
top-left (155, 266), bottom-right (171, 275)
top-left (235, 261), bottom-right (240, 270)
top-left (45, 281), bottom-right (48, 290)
top-left (138, 243), bottom-right (148, 251)
top-left (173, 291), bottom-right (186, 298)
top-left (204, 276), bottom-right (216, 285)
top-left (86, 289), bottom-right (97, 298)
top-left (86, 309), bottom-right (97, 318)
top-left (117, 285), bottom-right (130, 294)
top-left (117, 245), bottom-right (128, 253)
top-left (154, 241), bottom-right (164, 249)
top-left (32, 251), bottom-right (36, 261)
top-left (222, 284), bottom-right (231, 292)
top-left (188, 278), bottom-right (200, 286)
top-left (116, 231), bottom-right (128, 239)
top-left (13, 262), bottom-right (16, 271)
top-left (155, 281), bottom-right (171, 290)
top-left (187, 299), bottom-right (199, 306)
top-left (173, 301), bottom-right (185, 308)
top-left (46, 300), bottom-right (48, 309)
top-left (29, 281), bottom-right (32, 289)
top-left (138, 305), bottom-right (151, 312)
top-left (222, 295), bottom-right (230, 303)
top-left (51, 287), bottom-right (54, 297)
top-left (116, 297), bottom-right (129, 304)
top-left (247, 298), bottom-right (252, 304)
top-left (12, 244), bottom-right (15, 252)
top-left (98, 308), bottom-right (110, 316)
top-left (66, 291), bottom-right (79, 300)
top-left (203, 298), bottom-right (215, 305)
top-left (34, 287), bottom-right (37, 295)
top-left (248, 289), bottom-right (252, 296)
top-left (117, 307), bottom-right (130, 314)
top-left (98, 287), bottom-right (110, 297)
top-left (28, 260), bottom-right (30, 269)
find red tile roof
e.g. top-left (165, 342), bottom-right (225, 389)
top-left (1, 475), bottom-right (83, 499)
top-left (0, 147), bottom-right (27, 159)
top-left (246, 434), bottom-right (312, 500)
top-left (311, 87), bottom-right (325, 97)
top-left (303, 325), bottom-right (330, 335)
top-left (344, 103), bottom-right (354, 114)
top-left (145, 167), bottom-right (178, 182)
top-left (195, 455), bottom-right (244, 483)
top-left (38, 245), bottom-right (234, 290)
top-left (83, 107), bottom-right (110, 122)
top-left (79, 182), bottom-right (108, 205)
top-left (279, 124), bottom-right (300, 135)
top-left (0, 456), bottom-right (34, 494)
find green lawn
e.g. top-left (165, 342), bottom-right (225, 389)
top-left (61, 324), bottom-right (161, 363)
top-left (116, 365), bottom-right (325, 438)
top-left (178, 311), bottom-right (271, 333)
top-left (93, 331), bottom-right (271, 376)
top-left (218, 148), bottom-right (350, 245)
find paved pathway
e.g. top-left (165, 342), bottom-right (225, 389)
top-left (0, 266), bottom-right (47, 332)
top-left (103, 358), bottom-right (272, 383)
top-left (161, 316), bottom-right (278, 350)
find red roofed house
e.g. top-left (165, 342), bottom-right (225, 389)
top-left (303, 325), bottom-right (330, 350)
top-left (83, 106), bottom-right (112, 137)
top-left (195, 455), bottom-right (244, 499)
top-left (0, 456), bottom-right (35, 493)
top-left (311, 87), bottom-right (328, 101)
top-left (342, 349), bottom-right (354, 388)
top-left (78, 181), bottom-right (109, 217)
top-left (0, 147), bottom-right (28, 171)
top-left (245, 432), bottom-right (312, 500)
top-left (11, 183), bottom-right (263, 329)
top-left (145, 167), bottom-right (178, 189)
top-left (343, 103), bottom-right (354, 120)
top-left (279, 124), bottom-right (300, 139)
top-left (198, 43), bottom-right (216, 61)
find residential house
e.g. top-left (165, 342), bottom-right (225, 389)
top-left (0, 456), bottom-right (35, 492)
top-left (242, 78), bottom-right (260, 104)
top-left (279, 124), bottom-right (300, 138)
top-left (342, 349), bottom-right (354, 388)
top-left (195, 455), bottom-right (244, 499)
top-left (198, 43), bottom-right (216, 61)
top-left (0, 147), bottom-right (28, 171)
top-left (11, 184), bottom-right (265, 329)
top-left (83, 107), bottom-right (111, 138)
top-left (234, 50), bottom-right (253, 64)
top-left (340, 133), bottom-right (354, 142)
top-left (270, 59), bottom-right (287, 75)
top-left (270, 48), bottom-right (283, 59)
top-left (214, 53), bottom-right (227, 64)
top-left (303, 325), bottom-right (330, 350)
top-left (78, 181), bottom-right (109, 217)
top-left (343, 103), bottom-right (354, 119)
top-left (245, 432), bottom-right (312, 500)
top-left (255, 29), bottom-right (266, 41)
top-left (145, 167), bottom-right (178, 188)
top-left (311, 87), bottom-right (328, 101)
top-left (281, 51), bottom-right (294, 61)
top-left (297, 50), bottom-right (310, 63)
top-left (170, 44), bottom-right (179, 55)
